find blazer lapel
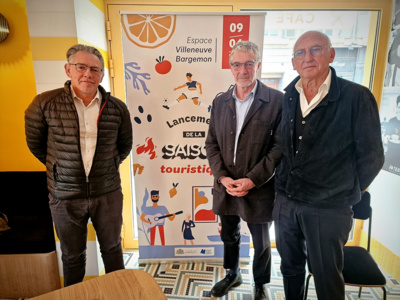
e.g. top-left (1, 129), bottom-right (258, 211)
top-left (242, 82), bottom-right (268, 128)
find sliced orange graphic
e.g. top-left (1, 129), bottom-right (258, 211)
top-left (122, 14), bottom-right (176, 49)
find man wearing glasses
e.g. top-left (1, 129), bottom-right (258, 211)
top-left (274, 31), bottom-right (384, 300)
top-left (206, 41), bottom-right (283, 300)
top-left (25, 44), bottom-right (132, 287)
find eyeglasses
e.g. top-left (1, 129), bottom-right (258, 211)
top-left (69, 63), bottom-right (103, 75)
top-left (230, 61), bottom-right (257, 70)
top-left (293, 45), bottom-right (329, 60)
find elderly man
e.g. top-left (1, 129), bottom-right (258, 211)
top-left (206, 41), bottom-right (283, 300)
top-left (274, 31), bottom-right (384, 300)
top-left (25, 44), bottom-right (132, 286)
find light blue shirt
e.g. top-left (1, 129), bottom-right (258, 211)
top-left (142, 205), bottom-right (168, 226)
top-left (232, 81), bottom-right (258, 164)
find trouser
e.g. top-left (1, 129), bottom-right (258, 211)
top-left (49, 189), bottom-right (125, 287)
top-left (150, 225), bottom-right (165, 245)
top-left (220, 215), bottom-right (272, 285)
top-left (273, 194), bottom-right (353, 300)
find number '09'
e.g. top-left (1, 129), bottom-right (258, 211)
top-left (230, 23), bottom-right (243, 32)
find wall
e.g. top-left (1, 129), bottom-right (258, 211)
top-left (0, 0), bottom-right (37, 171)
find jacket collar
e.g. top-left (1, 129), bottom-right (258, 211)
top-left (223, 80), bottom-right (270, 128)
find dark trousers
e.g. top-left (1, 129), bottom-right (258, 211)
top-left (49, 189), bottom-right (125, 287)
top-left (220, 215), bottom-right (272, 285)
top-left (273, 194), bottom-right (353, 300)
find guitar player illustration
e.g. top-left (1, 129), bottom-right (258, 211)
top-left (140, 190), bottom-right (182, 246)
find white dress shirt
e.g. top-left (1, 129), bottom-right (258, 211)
top-left (295, 69), bottom-right (332, 117)
top-left (71, 89), bottom-right (101, 177)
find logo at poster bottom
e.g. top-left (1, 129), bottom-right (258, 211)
top-left (175, 247), bottom-right (214, 256)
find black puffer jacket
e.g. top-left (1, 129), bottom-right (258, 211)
top-left (25, 81), bottom-right (133, 200)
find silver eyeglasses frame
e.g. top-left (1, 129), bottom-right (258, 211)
top-left (230, 61), bottom-right (257, 70)
top-left (69, 63), bottom-right (103, 75)
top-left (293, 45), bottom-right (329, 60)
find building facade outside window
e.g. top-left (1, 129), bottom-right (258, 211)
top-left (258, 10), bottom-right (376, 92)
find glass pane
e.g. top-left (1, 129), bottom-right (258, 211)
top-left (256, 10), bottom-right (379, 92)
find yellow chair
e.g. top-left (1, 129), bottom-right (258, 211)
top-left (28, 269), bottom-right (166, 300)
top-left (0, 251), bottom-right (61, 299)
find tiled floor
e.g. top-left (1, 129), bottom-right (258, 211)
top-left (123, 249), bottom-right (400, 299)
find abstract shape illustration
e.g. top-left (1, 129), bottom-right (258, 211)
top-left (133, 105), bottom-right (152, 124)
top-left (133, 163), bottom-right (144, 175)
top-left (194, 187), bottom-right (217, 222)
top-left (136, 137), bottom-right (157, 160)
top-left (125, 62), bottom-right (151, 95)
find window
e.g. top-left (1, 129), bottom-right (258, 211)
top-left (285, 29), bottom-right (296, 38)
top-left (255, 10), bottom-right (379, 91)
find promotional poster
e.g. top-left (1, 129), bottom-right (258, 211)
top-left (121, 12), bottom-right (265, 261)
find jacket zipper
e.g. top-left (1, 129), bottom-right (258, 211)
top-left (86, 176), bottom-right (90, 198)
top-left (86, 96), bottom-right (108, 198)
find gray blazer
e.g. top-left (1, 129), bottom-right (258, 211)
top-left (205, 80), bottom-right (283, 223)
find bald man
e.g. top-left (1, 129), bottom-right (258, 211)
top-left (274, 31), bottom-right (384, 300)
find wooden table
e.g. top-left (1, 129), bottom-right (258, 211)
top-left (28, 269), bottom-right (166, 300)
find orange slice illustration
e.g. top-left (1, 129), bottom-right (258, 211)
top-left (122, 14), bottom-right (176, 49)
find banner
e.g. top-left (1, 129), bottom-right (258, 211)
top-left (121, 12), bottom-right (265, 261)
top-left (382, 0), bottom-right (400, 176)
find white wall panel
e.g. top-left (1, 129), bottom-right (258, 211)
top-left (26, 0), bottom-right (74, 13)
top-left (28, 12), bottom-right (77, 37)
top-left (55, 237), bottom-right (103, 277)
top-left (74, 0), bottom-right (107, 50)
top-left (85, 242), bottom-right (102, 275)
top-left (101, 72), bottom-right (110, 92)
top-left (33, 61), bottom-right (68, 84)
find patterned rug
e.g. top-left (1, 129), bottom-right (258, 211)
top-left (123, 249), bottom-right (400, 300)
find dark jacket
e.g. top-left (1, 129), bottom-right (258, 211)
top-left (205, 81), bottom-right (283, 223)
top-left (25, 81), bottom-right (133, 200)
top-left (275, 67), bottom-right (384, 206)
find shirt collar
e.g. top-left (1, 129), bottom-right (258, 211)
top-left (71, 88), bottom-right (101, 107)
top-left (295, 69), bottom-right (332, 95)
top-left (233, 80), bottom-right (258, 102)
top-left (295, 69), bottom-right (332, 118)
